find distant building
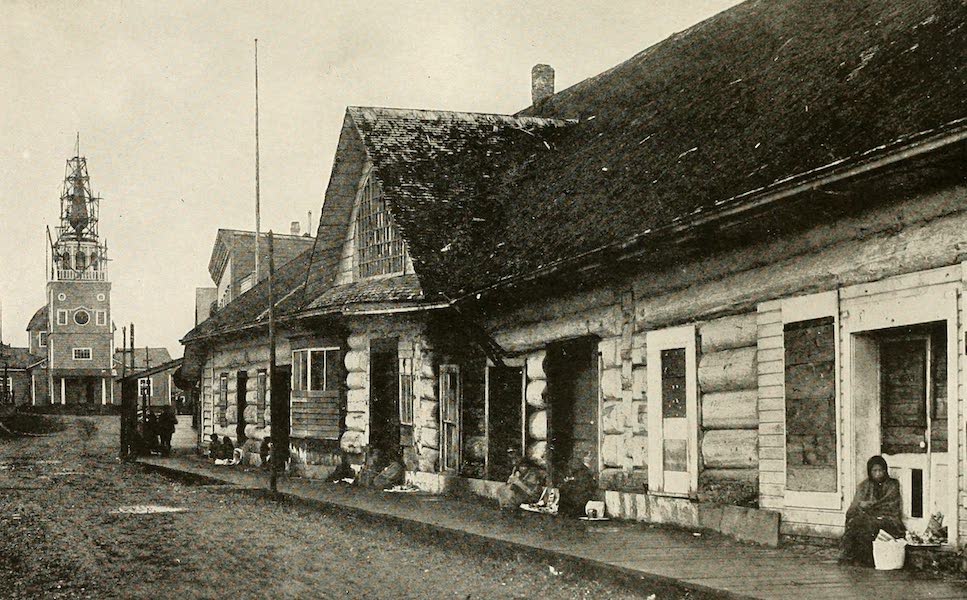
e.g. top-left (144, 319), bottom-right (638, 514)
top-left (208, 226), bottom-right (314, 310)
top-left (113, 347), bottom-right (174, 408)
top-left (0, 344), bottom-right (43, 406)
top-left (29, 148), bottom-right (114, 405)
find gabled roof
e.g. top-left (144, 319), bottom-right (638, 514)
top-left (207, 228), bottom-right (315, 284)
top-left (27, 305), bottom-right (47, 331)
top-left (114, 347), bottom-right (172, 371)
top-left (183, 247), bottom-right (318, 342)
top-left (347, 0), bottom-right (967, 297)
top-left (0, 345), bottom-right (43, 369)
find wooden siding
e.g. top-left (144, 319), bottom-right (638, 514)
top-left (290, 390), bottom-right (341, 440)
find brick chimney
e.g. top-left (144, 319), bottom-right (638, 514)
top-left (531, 64), bottom-right (555, 106)
top-left (290, 221), bottom-right (300, 235)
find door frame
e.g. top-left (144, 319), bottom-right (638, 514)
top-left (484, 357), bottom-right (526, 481)
top-left (842, 278), bottom-right (959, 547)
top-left (646, 324), bottom-right (699, 498)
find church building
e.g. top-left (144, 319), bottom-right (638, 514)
top-left (28, 147), bottom-right (114, 405)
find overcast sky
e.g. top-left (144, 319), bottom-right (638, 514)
top-left (0, 0), bottom-right (742, 356)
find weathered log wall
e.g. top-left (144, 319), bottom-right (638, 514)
top-left (697, 314), bottom-right (759, 486)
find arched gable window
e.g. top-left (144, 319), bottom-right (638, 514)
top-left (354, 173), bottom-right (407, 278)
top-left (75, 251), bottom-right (87, 270)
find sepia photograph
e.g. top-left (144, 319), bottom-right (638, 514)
top-left (1, 1), bottom-right (966, 597)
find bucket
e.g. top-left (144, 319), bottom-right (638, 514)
top-left (872, 539), bottom-right (906, 570)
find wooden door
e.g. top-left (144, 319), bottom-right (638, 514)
top-left (486, 364), bottom-right (524, 481)
top-left (879, 337), bottom-right (931, 532)
top-left (647, 326), bottom-right (698, 497)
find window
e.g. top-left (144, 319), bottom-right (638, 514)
top-left (256, 370), bottom-right (267, 428)
top-left (75, 251), bottom-right (87, 270)
top-left (219, 373), bottom-right (229, 427)
top-left (439, 364), bottom-right (461, 472)
top-left (138, 377), bottom-right (153, 397)
top-left (73, 348), bottom-right (92, 360)
top-left (74, 309), bottom-right (90, 326)
top-left (38, 332), bottom-right (47, 347)
top-left (58, 292), bottom-right (66, 302)
top-left (354, 173), bottom-right (407, 278)
top-left (399, 357), bottom-right (415, 425)
top-left (57, 310), bottom-right (68, 325)
top-left (239, 274), bottom-right (253, 294)
top-left (292, 348), bottom-right (340, 392)
top-left (95, 310), bottom-right (107, 326)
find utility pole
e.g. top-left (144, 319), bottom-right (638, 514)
top-left (268, 231), bottom-right (283, 492)
top-left (253, 38), bottom-right (261, 284)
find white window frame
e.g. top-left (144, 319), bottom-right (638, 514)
top-left (353, 170), bottom-right (407, 280)
top-left (780, 291), bottom-right (842, 511)
top-left (57, 309), bottom-right (68, 326)
top-left (73, 347), bottom-right (92, 361)
top-left (646, 325), bottom-right (699, 497)
top-left (138, 377), bottom-right (153, 397)
top-left (439, 364), bottom-right (462, 473)
top-left (291, 347), bottom-right (340, 392)
top-left (38, 332), bottom-right (47, 347)
top-left (398, 356), bottom-right (415, 425)
top-left (95, 310), bottom-right (107, 326)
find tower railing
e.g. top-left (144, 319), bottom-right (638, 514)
top-left (55, 269), bottom-right (106, 281)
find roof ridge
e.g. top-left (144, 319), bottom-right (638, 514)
top-left (348, 105), bottom-right (572, 124)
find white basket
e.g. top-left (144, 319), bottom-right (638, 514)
top-left (872, 540), bottom-right (906, 570)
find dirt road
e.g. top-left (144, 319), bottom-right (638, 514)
top-left (0, 416), bottom-right (698, 599)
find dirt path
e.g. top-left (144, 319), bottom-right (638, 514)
top-left (0, 417), bottom-right (700, 599)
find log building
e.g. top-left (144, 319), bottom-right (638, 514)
top-left (183, 0), bottom-right (967, 547)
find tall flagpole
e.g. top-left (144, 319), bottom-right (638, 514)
top-left (254, 38), bottom-right (261, 284)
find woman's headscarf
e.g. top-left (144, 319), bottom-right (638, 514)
top-left (867, 455), bottom-right (889, 479)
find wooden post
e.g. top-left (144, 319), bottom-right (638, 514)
top-left (268, 231), bottom-right (282, 492)
top-left (121, 326), bottom-right (127, 378)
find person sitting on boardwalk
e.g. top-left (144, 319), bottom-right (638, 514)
top-left (259, 438), bottom-right (273, 468)
top-left (355, 448), bottom-right (387, 488)
top-left (218, 436), bottom-right (235, 460)
top-left (496, 447), bottom-right (545, 510)
top-left (558, 451), bottom-right (597, 518)
top-left (208, 433), bottom-right (221, 461)
top-left (372, 450), bottom-right (405, 490)
top-left (840, 455), bottom-right (905, 566)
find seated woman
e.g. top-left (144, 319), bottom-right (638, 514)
top-left (558, 451), bottom-right (598, 518)
top-left (355, 448), bottom-right (387, 488)
top-left (496, 448), bottom-right (545, 510)
top-left (372, 450), bottom-right (406, 490)
top-left (207, 433), bottom-right (221, 461)
top-left (840, 455), bottom-right (905, 566)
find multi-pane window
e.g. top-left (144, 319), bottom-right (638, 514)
top-left (96, 310), bottom-right (107, 326)
top-left (138, 377), bottom-right (153, 397)
top-left (398, 357), bottom-right (415, 425)
top-left (440, 365), bottom-right (461, 472)
top-left (292, 348), bottom-right (340, 392)
top-left (57, 310), bottom-right (68, 326)
top-left (39, 332), bottom-right (47, 347)
top-left (355, 173), bottom-right (406, 278)
top-left (72, 347), bottom-right (92, 360)
top-left (218, 373), bottom-right (229, 427)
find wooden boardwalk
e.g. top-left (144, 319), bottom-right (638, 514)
top-left (140, 456), bottom-right (967, 599)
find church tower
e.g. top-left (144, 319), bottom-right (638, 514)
top-left (45, 141), bottom-right (113, 404)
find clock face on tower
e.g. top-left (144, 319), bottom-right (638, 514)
top-left (74, 309), bottom-right (90, 325)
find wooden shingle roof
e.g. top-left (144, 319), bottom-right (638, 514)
top-left (352, 0), bottom-right (967, 298)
